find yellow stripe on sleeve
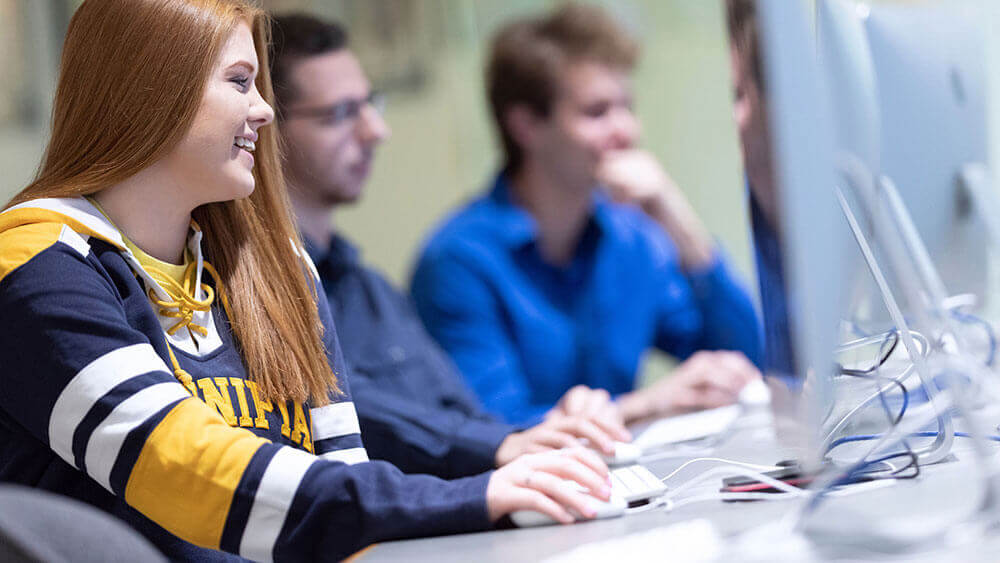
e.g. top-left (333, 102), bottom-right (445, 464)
top-left (124, 398), bottom-right (269, 549)
top-left (0, 222), bottom-right (65, 285)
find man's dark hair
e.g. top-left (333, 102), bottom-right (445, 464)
top-left (487, 3), bottom-right (639, 173)
top-left (725, 0), bottom-right (765, 93)
top-left (269, 13), bottom-right (349, 118)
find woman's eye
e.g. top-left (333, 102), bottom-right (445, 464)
top-left (230, 76), bottom-right (251, 91)
top-left (583, 102), bottom-right (610, 118)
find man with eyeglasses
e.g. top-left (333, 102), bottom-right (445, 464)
top-left (270, 13), bottom-right (630, 479)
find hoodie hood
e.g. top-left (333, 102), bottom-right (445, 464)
top-left (0, 197), bottom-right (221, 356)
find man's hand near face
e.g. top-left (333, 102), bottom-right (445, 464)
top-left (597, 149), bottom-right (715, 271)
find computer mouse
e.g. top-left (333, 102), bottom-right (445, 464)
top-left (510, 490), bottom-right (627, 527)
top-left (602, 441), bottom-right (642, 467)
top-left (738, 379), bottom-right (772, 407)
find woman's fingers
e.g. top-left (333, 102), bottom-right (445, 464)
top-left (532, 448), bottom-right (610, 498)
top-left (521, 470), bottom-right (599, 520)
top-left (511, 482), bottom-right (577, 524)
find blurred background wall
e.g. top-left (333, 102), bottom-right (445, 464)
top-left (0, 0), bottom-right (972, 380)
top-left (1, 0), bottom-right (754, 284)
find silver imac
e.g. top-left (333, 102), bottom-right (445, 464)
top-left (727, 0), bottom-right (849, 468)
top-left (865, 1), bottom-right (991, 309)
top-left (816, 0), bottom-right (997, 466)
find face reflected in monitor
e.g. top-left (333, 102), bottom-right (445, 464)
top-left (730, 44), bottom-right (778, 230)
top-left (726, 0), bottom-right (797, 380)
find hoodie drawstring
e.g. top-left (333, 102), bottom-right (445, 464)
top-left (155, 261), bottom-right (232, 392)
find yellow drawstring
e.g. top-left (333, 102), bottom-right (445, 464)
top-left (83, 196), bottom-right (233, 391)
top-left (152, 259), bottom-right (233, 392)
top-left (166, 342), bottom-right (198, 396)
top-left (146, 261), bottom-right (232, 338)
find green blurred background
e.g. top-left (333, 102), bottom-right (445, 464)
top-left (0, 0), bottom-right (760, 283)
top-left (0, 0), bottom-right (980, 382)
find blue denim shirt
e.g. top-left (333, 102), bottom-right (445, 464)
top-left (306, 235), bottom-right (516, 479)
top-left (410, 173), bottom-right (763, 425)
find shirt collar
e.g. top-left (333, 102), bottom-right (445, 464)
top-left (487, 171), bottom-right (614, 248)
top-left (304, 232), bottom-right (360, 278)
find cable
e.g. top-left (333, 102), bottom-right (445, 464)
top-left (800, 387), bottom-right (960, 524)
top-left (828, 451), bottom-right (920, 488)
top-left (837, 330), bottom-right (899, 376)
top-left (657, 457), bottom-right (781, 484)
top-left (666, 491), bottom-right (802, 511)
top-left (951, 310), bottom-right (997, 367)
top-left (877, 378), bottom-right (909, 425)
top-left (827, 430), bottom-right (1000, 453)
top-left (845, 320), bottom-right (873, 338)
top-left (663, 466), bottom-right (809, 501)
top-left (637, 444), bottom-right (718, 464)
top-left (837, 371), bottom-right (910, 425)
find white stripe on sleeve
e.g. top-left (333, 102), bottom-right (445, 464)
top-left (310, 402), bottom-right (361, 442)
top-left (48, 343), bottom-right (172, 465)
top-left (318, 447), bottom-right (370, 465)
top-left (239, 446), bottom-right (317, 563)
top-left (84, 383), bottom-right (191, 491)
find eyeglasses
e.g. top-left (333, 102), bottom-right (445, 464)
top-left (283, 91), bottom-right (386, 126)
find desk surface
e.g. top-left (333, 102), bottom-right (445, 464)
top-left (358, 407), bottom-right (1000, 562)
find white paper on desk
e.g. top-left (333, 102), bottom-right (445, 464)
top-left (542, 519), bottom-right (722, 563)
top-left (634, 406), bottom-right (741, 450)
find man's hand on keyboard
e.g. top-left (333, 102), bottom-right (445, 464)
top-left (549, 385), bottom-right (630, 439)
top-left (618, 351), bottom-right (761, 422)
top-left (495, 411), bottom-right (628, 467)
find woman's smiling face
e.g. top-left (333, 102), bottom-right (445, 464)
top-left (161, 21), bottom-right (275, 206)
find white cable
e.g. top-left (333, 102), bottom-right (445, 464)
top-left (659, 457), bottom-right (782, 484)
top-left (638, 444), bottom-right (716, 463)
top-left (667, 478), bottom-right (897, 513)
top-left (667, 491), bottom-right (803, 511)
top-left (664, 466), bottom-right (809, 501)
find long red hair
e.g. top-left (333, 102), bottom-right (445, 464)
top-left (8, 0), bottom-right (339, 405)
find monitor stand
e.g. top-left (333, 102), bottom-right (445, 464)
top-left (835, 166), bottom-right (954, 466)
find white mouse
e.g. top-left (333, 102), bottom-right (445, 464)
top-left (601, 441), bottom-right (642, 467)
top-left (510, 490), bottom-right (627, 527)
top-left (738, 379), bottom-right (772, 407)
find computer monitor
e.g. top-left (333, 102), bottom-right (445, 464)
top-left (726, 0), bottom-right (849, 466)
top-left (822, 0), bottom-right (993, 329)
top-left (865, 1), bottom-right (991, 309)
top-left (814, 0), bottom-right (996, 466)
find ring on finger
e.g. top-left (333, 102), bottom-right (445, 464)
top-left (524, 471), bottom-right (538, 488)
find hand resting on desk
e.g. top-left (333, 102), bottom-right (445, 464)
top-left (617, 350), bottom-right (762, 423)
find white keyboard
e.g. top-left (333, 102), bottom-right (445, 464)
top-left (611, 464), bottom-right (667, 504)
top-left (633, 405), bottom-right (741, 451)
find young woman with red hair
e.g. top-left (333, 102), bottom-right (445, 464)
top-left (0, 1), bottom-right (609, 559)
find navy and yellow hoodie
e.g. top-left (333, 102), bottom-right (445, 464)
top-left (0, 197), bottom-right (491, 561)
